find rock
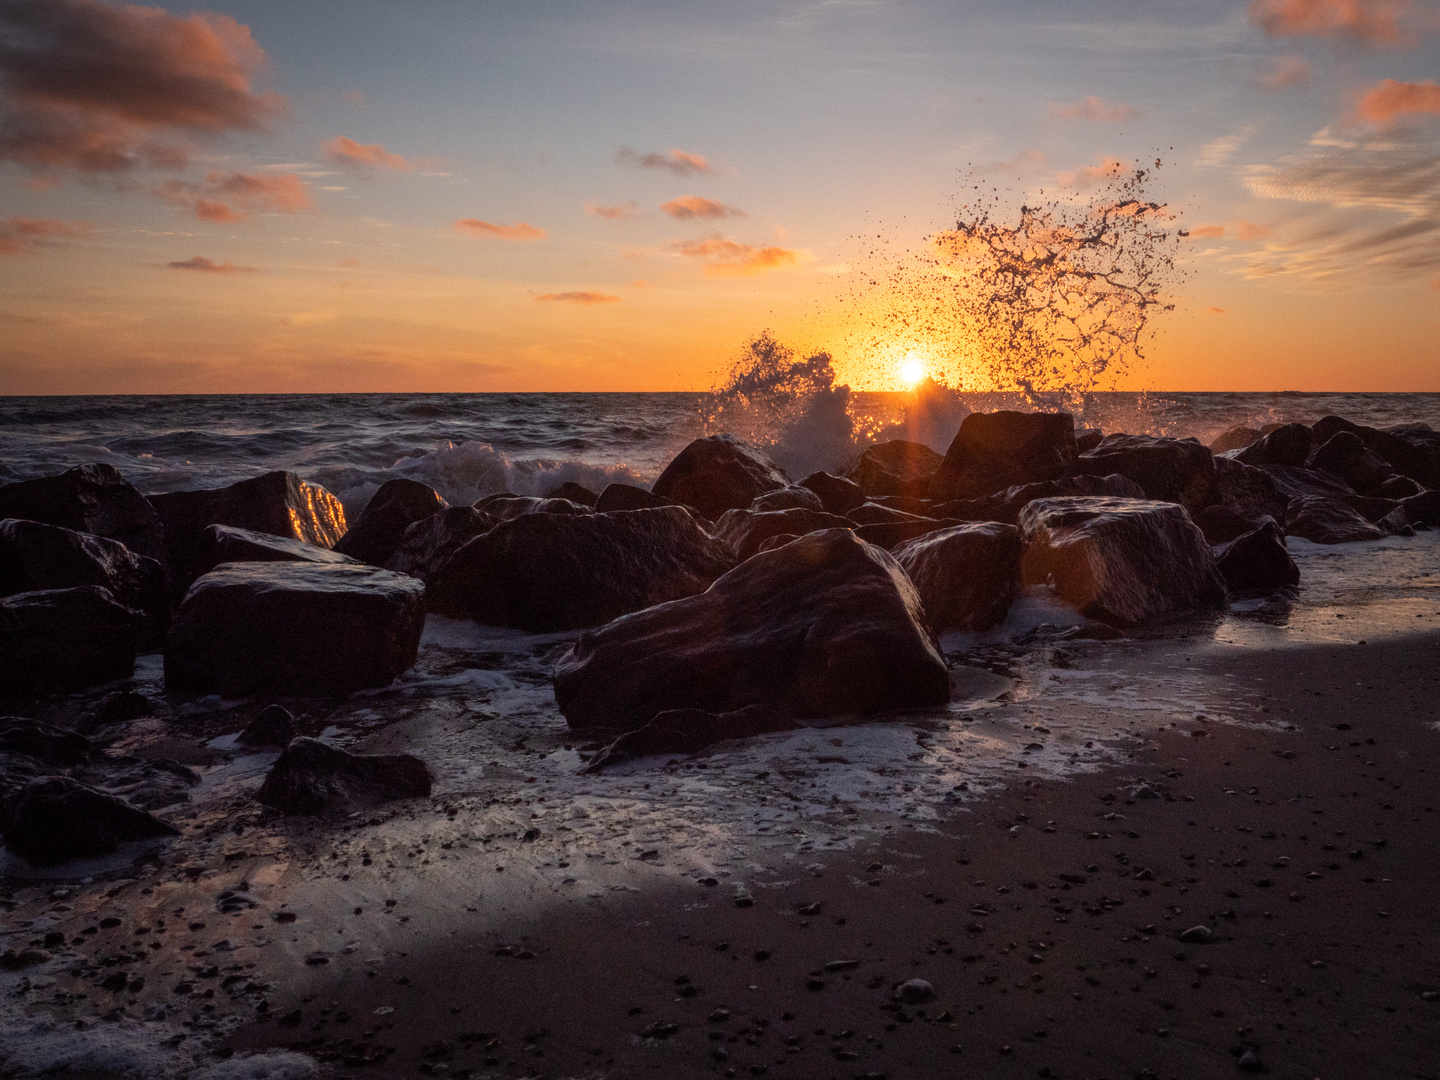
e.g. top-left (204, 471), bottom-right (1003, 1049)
top-left (847, 440), bottom-right (944, 499)
top-left (0, 463), bottom-right (164, 562)
top-left (846, 502), bottom-right (931, 526)
top-left (0, 717), bottom-right (90, 765)
top-left (868, 494), bottom-right (935, 515)
top-left (197, 524), bottom-right (362, 579)
top-left (427, 506), bottom-right (736, 631)
top-left (1075, 429), bottom-right (1104, 453)
top-left (1076, 435), bottom-right (1216, 510)
top-left (584, 705), bottom-right (797, 771)
top-left (474, 493), bottom-right (595, 521)
top-left (93, 755), bottom-right (199, 811)
top-left (713, 508), bottom-right (853, 561)
top-left (1208, 456), bottom-right (1290, 526)
top-left (1373, 475), bottom-right (1422, 500)
top-left (1256, 464), bottom-right (1355, 502)
top-left (892, 978), bottom-right (935, 1004)
top-left (333, 479), bottom-right (449, 566)
top-left (757, 533), bottom-right (799, 553)
top-left (1192, 504), bottom-right (1265, 545)
top-left (553, 529), bottom-right (950, 729)
top-left (852, 519), bottom-right (966, 550)
top-left (1018, 498), bottom-right (1228, 627)
top-left (1310, 432), bottom-right (1393, 494)
top-left (749, 486), bottom-right (825, 513)
top-left (546, 482), bottom-right (599, 507)
top-left (651, 434), bottom-right (788, 520)
top-left (1399, 490), bottom-right (1440, 528)
top-left (0, 776), bottom-right (178, 864)
top-left (1209, 426), bottom-right (1264, 454)
top-left (91, 690), bottom-right (154, 726)
top-left (384, 506), bottom-right (492, 581)
top-left (1216, 520), bottom-right (1299, 594)
top-left (164, 563), bottom-right (426, 697)
top-left (1343, 494), bottom-right (1401, 524)
top-left (1232, 423), bottom-right (1313, 468)
top-left (892, 522), bottom-right (1022, 631)
top-left (1237, 1048), bottom-right (1263, 1072)
top-left (932, 474), bottom-right (1146, 526)
top-left (1178, 925), bottom-right (1213, 944)
top-left (1283, 496), bottom-right (1384, 544)
top-left (0, 586), bottom-right (142, 696)
top-left (1313, 414), bottom-right (1440, 489)
top-left (929, 411), bottom-right (1078, 500)
top-left (255, 737), bottom-right (432, 814)
top-left (594, 483), bottom-right (673, 513)
top-left (798, 471), bottom-right (868, 516)
top-left (238, 704), bottom-right (298, 748)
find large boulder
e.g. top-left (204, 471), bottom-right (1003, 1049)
top-left (749, 486), bottom-right (825, 513)
top-left (1312, 415), bottom-right (1440, 489)
top-left (892, 522), bottom-right (1022, 632)
top-left (1216, 519), bottom-right (1300, 594)
top-left (1256, 464), bottom-right (1355, 502)
top-left (1018, 498), bottom-right (1228, 627)
top-left (594, 483), bottom-right (673, 513)
top-left (1, 776), bottom-right (178, 864)
top-left (164, 563), bottom-right (426, 697)
top-left (333, 479), bottom-right (448, 567)
top-left (584, 705), bottom-right (797, 771)
top-left (0, 716), bottom-right (90, 767)
top-left (714, 507), bottom-right (854, 561)
top-left (852, 518), bottom-right (966, 550)
top-left (847, 440), bottom-right (944, 499)
top-left (474, 493), bottom-right (595, 521)
top-left (255, 737), bottom-right (432, 814)
top-left (928, 411), bottom-right (1078, 501)
top-left (1310, 432), bottom-right (1393, 495)
top-left (427, 507), bottom-right (737, 631)
top-left (553, 528), bottom-right (950, 730)
top-left (385, 506), bottom-right (492, 581)
top-left (1, 586), bottom-right (142, 696)
top-left (547, 482), bottom-right (599, 507)
top-left (1399, 490), bottom-right (1440, 528)
top-left (798, 471), bottom-right (868, 516)
top-left (651, 434), bottom-right (789, 520)
top-left (1283, 495), bottom-right (1385, 544)
top-left (1209, 426), bottom-right (1264, 454)
top-left (846, 502), bottom-right (931, 526)
top-left (0, 463), bottom-right (164, 562)
top-left (196, 524), bottom-right (361, 578)
top-left (1206, 456), bottom-right (1289, 525)
top-left (1076, 435), bottom-right (1216, 510)
top-left (932, 473), bottom-right (1145, 526)
top-left (1232, 423), bottom-right (1313, 469)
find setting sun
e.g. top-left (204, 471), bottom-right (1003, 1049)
top-left (900, 354), bottom-right (926, 385)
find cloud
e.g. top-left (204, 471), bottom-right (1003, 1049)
top-left (535, 291), bottom-right (620, 304)
top-left (660, 195), bottom-right (746, 219)
top-left (1056, 155), bottom-right (1127, 189)
top-left (453, 218), bottom-right (547, 240)
top-left (1205, 306), bottom-right (1229, 314)
top-left (1234, 220), bottom-right (1276, 240)
top-left (1248, 0), bottom-right (1415, 45)
top-left (0, 0), bottom-right (283, 177)
top-left (164, 255), bottom-right (254, 274)
top-left (1198, 129), bottom-right (1255, 169)
top-left (1048, 97), bottom-right (1140, 123)
top-left (671, 233), bottom-right (798, 277)
top-left (0, 215), bottom-right (89, 254)
top-left (321, 135), bottom-right (412, 172)
top-left (1260, 55), bottom-right (1313, 88)
top-left (585, 200), bottom-right (637, 219)
top-left (1356, 79), bottom-right (1440, 124)
top-left (983, 149), bottom-right (1050, 173)
top-left (1185, 223), bottom-right (1227, 238)
top-left (615, 146), bottom-right (717, 175)
top-left (157, 170), bottom-right (311, 221)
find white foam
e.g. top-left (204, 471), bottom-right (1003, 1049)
top-left (188, 1052), bottom-right (320, 1080)
top-left (0, 1017), bottom-right (198, 1078)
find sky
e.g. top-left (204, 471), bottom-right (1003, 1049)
top-left (0, 0), bottom-right (1438, 394)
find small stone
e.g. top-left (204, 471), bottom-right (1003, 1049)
top-left (892, 978), bottom-right (935, 1004)
top-left (1237, 1049), bottom-right (1262, 1072)
top-left (1178, 926), bottom-right (1213, 944)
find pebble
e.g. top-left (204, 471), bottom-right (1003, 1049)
top-left (1178, 926), bottom-right (1213, 944)
top-left (892, 978), bottom-right (934, 1004)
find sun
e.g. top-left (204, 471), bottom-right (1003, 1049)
top-left (900, 353), bottom-right (926, 386)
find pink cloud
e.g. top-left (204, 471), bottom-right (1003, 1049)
top-left (157, 170), bottom-right (311, 222)
top-left (165, 255), bottom-right (255, 274)
top-left (535, 291), bottom-right (620, 304)
top-left (1048, 97), bottom-right (1141, 122)
top-left (453, 219), bottom-right (547, 240)
top-left (1185, 224), bottom-right (1227, 238)
top-left (585, 200), bottom-right (638, 220)
top-left (1355, 78), bottom-right (1440, 123)
top-left (322, 135), bottom-right (413, 172)
top-left (1248, 0), bottom-right (1413, 45)
top-left (1260, 55), bottom-right (1313, 87)
top-left (661, 195), bottom-right (746, 219)
top-left (1056, 156), bottom-right (1128, 190)
top-left (0, 216), bottom-right (90, 255)
top-left (671, 234), bottom-right (798, 277)
top-left (615, 146), bottom-right (717, 175)
top-left (1234, 220), bottom-right (1275, 240)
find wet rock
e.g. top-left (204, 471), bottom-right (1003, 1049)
top-left (852, 518), bottom-right (966, 550)
top-left (1209, 426), bottom-right (1264, 454)
top-left (256, 737), bottom-right (432, 814)
top-left (333, 479), bottom-right (449, 567)
top-left (238, 704), bottom-right (298, 748)
top-left (0, 717), bottom-right (90, 766)
top-left (1, 775), bottom-right (178, 864)
top-left (1019, 498), bottom-right (1228, 627)
top-left (749, 486), bottom-right (825, 513)
top-left (1076, 429), bottom-right (1104, 453)
top-left (1311, 432), bottom-right (1394, 494)
top-left (652, 434), bottom-right (789, 520)
top-left (929, 411), bottom-right (1078, 501)
top-left (847, 440), bottom-right (944, 499)
top-left (1372, 475), bottom-right (1422, 500)
top-left (196, 524), bottom-right (361, 579)
top-left (1283, 496), bottom-right (1385, 544)
top-left (428, 506), bottom-right (736, 630)
top-left (0, 463), bottom-right (165, 562)
top-left (546, 482), bottom-right (599, 507)
top-left (757, 533), bottom-right (800, 553)
top-left (932, 473), bottom-right (1145, 526)
top-left (164, 563), bottom-right (426, 697)
top-left (893, 978), bottom-right (935, 1004)
top-left (1178, 925), bottom-right (1213, 944)
top-left (1193, 504), bottom-right (1265, 545)
top-left (713, 507), bottom-right (853, 561)
top-left (384, 506), bottom-right (491, 581)
top-left (584, 705), bottom-right (797, 771)
top-left (554, 528), bottom-right (949, 729)
top-left (1216, 520), bottom-right (1299, 594)
top-left (1399, 490), bottom-right (1440, 528)
top-left (94, 756), bottom-right (200, 811)
top-left (846, 502), bottom-right (931, 526)
top-left (1231, 423), bottom-right (1313, 469)
top-left (594, 483), bottom-right (673, 513)
top-left (1313, 414), bottom-right (1440, 489)
top-left (798, 471), bottom-right (868, 516)
top-left (92, 690), bottom-right (154, 726)
top-left (1343, 494), bottom-right (1401, 524)
top-left (892, 522), bottom-right (1021, 632)
top-left (1207, 456), bottom-right (1290, 526)
top-left (1, 586), bottom-right (142, 696)
top-left (1076, 435), bottom-right (1216, 510)
top-left (1257, 464), bottom-right (1356, 503)
top-left (474, 493), bottom-right (595, 521)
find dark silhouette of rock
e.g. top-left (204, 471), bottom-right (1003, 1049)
top-left (584, 705), bottom-right (797, 771)
top-left (95, 756), bottom-right (199, 811)
top-left (1399, 490), bottom-right (1440, 528)
top-left (932, 473), bottom-right (1145, 526)
top-left (195, 524), bottom-right (361, 580)
top-left (0, 463), bottom-right (164, 562)
top-left (1076, 429), bottom-right (1104, 453)
top-left (798, 471), bottom-right (868, 516)
top-left (847, 440), bottom-right (944, 499)
top-left (164, 563), bottom-right (426, 697)
top-left (1373, 475), bottom-right (1422, 500)
top-left (1343, 494), bottom-right (1401, 523)
top-left (546, 482), bottom-right (599, 507)
top-left (929, 412), bottom-right (1078, 501)
top-left (1076, 435), bottom-right (1216, 510)
top-left (428, 507), bottom-right (736, 631)
top-left (256, 737), bottom-right (432, 814)
top-left (1311, 432), bottom-right (1393, 494)
top-left (1284, 495), bottom-right (1385, 544)
top-left (1, 586), bottom-right (142, 696)
top-left (757, 533), bottom-right (800, 553)
top-left (651, 434), bottom-right (788, 520)
top-left (0, 717), bottom-right (90, 766)
top-left (1192, 504), bottom-right (1263, 545)
top-left (1257, 464), bottom-right (1355, 502)
top-left (554, 528), bottom-right (950, 729)
top-left (333, 479), bottom-right (449, 567)
top-left (846, 502), bottom-right (932, 526)
top-left (385, 507), bottom-right (492, 581)
top-left (1018, 497), bottom-right (1228, 626)
top-left (1, 776), bottom-right (178, 864)
top-left (474, 493), bottom-right (595, 520)
top-left (91, 690), bottom-right (154, 726)
top-left (594, 483), bottom-right (673, 513)
top-left (1216, 519), bottom-right (1300, 594)
top-left (749, 486), bottom-right (824, 513)
top-left (239, 704), bottom-right (298, 748)
top-left (1232, 423), bottom-right (1313, 468)
top-left (714, 508), bottom-right (853, 561)
top-left (867, 495), bottom-right (935, 514)
top-left (892, 522), bottom-right (1022, 632)
top-left (851, 518), bottom-right (967, 550)
top-left (1207, 456), bottom-right (1289, 526)
top-left (1209, 426), bottom-right (1264, 454)
top-left (1312, 415), bottom-right (1440, 489)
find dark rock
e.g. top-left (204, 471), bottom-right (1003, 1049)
top-left (92, 690), bottom-right (154, 726)
top-left (749, 486), bottom-right (824, 513)
top-left (798, 472), bottom-right (867, 516)
top-left (1342, 494), bottom-right (1400, 524)
top-left (852, 519), bottom-right (966, 550)
top-left (651, 434), bottom-right (789, 520)
top-left (0, 717), bottom-right (90, 765)
top-left (1207, 456), bottom-right (1289, 525)
top-left (1312, 415), bottom-right (1440, 489)
top-left (0, 463), bottom-right (165, 562)
top-left (1209, 426), bottom-right (1264, 454)
top-left (1216, 520), bottom-right (1299, 594)
top-left (196, 524), bottom-right (361, 579)
top-left (1018, 498), bottom-right (1228, 626)
top-left (846, 502), bottom-right (931, 526)
top-left (1372, 475), bottom-right (1422, 500)
top-left (713, 508), bottom-right (853, 562)
top-left (1257, 465), bottom-right (1355, 502)
top-left (238, 705), bottom-right (297, 748)
top-left (93, 756), bottom-right (199, 811)
top-left (1283, 496), bottom-right (1385, 544)
top-left (333, 479), bottom-right (449, 567)
top-left (384, 507), bottom-right (491, 581)
top-left (164, 563), bottom-right (426, 697)
top-left (1310, 432), bottom-right (1393, 494)
top-left (1399, 490), bottom-right (1440, 528)
top-left (255, 737), bottom-right (432, 814)
top-left (594, 483), bottom-right (673, 513)
top-left (1232, 423), bottom-right (1313, 468)
top-left (1, 776), bottom-right (178, 864)
top-left (427, 507), bottom-right (736, 631)
top-left (847, 440), bottom-right (944, 499)
top-left (584, 705), bottom-right (797, 771)
top-left (546, 482), bottom-right (599, 507)
top-left (868, 494), bottom-right (935, 514)
top-left (892, 522), bottom-right (1022, 631)
top-left (893, 978), bottom-right (935, 1004)
top-left (756, 533), bottom-right (799, 553)
top-left (929, 412), bottom-right (1078, 501)
top-left (932, 474), bottom-right (1146, 526)
top-left (0, 587), bottom-right (142, 696)
top-left (1192, 504), bottom-right (1264, 545)
top-left (1075, 429), bottom-right (1104, 453)
top-left (1076, 435), bottom-right (1216, 510)
top-left (474, 493), bottom-right (595, 520)
top-left (553, 528), bottom-right (949, 729)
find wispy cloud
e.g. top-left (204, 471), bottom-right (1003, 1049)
top-left (616, 146), bottom-right (718, 175)
top-left (1355, 79), bottom-right (1440, 124)
top-left (660, 195), bottom-right (746, 220)
top-left (1048, 97), bottom-right (1140, 122)
top-left (165, 255), bottom-right (255, 274)
top-left (453, 218), bottom-right (547, 240)
top-left (1248, 0), bottom-right (1418, 46)
top-left (535, 291), bottom-right (620, 304)
top-left (670, 234), bottom-right (798, 277)
top-left (585, 200), bottom-right (638, 220)
top-left (1198, 128), bottom-right (1255, 169)
top-left (1056, 155), bottom-right (1127, 189)
top-left (156, 170), bottom-right (311, 222)
top-left (1185, 223), bottom-right (1228, 238)
top-left (1259, 55), bottom-right (1312, 88)
top-left (1234, 220), bottom-right (1275, 240)
top-left (322, 136), bottom-right (413, 172)
top-left (0, 216), bottom-right (90, 255)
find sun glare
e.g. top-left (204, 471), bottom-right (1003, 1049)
top-left (900, 353), bottom-right (926, 386)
